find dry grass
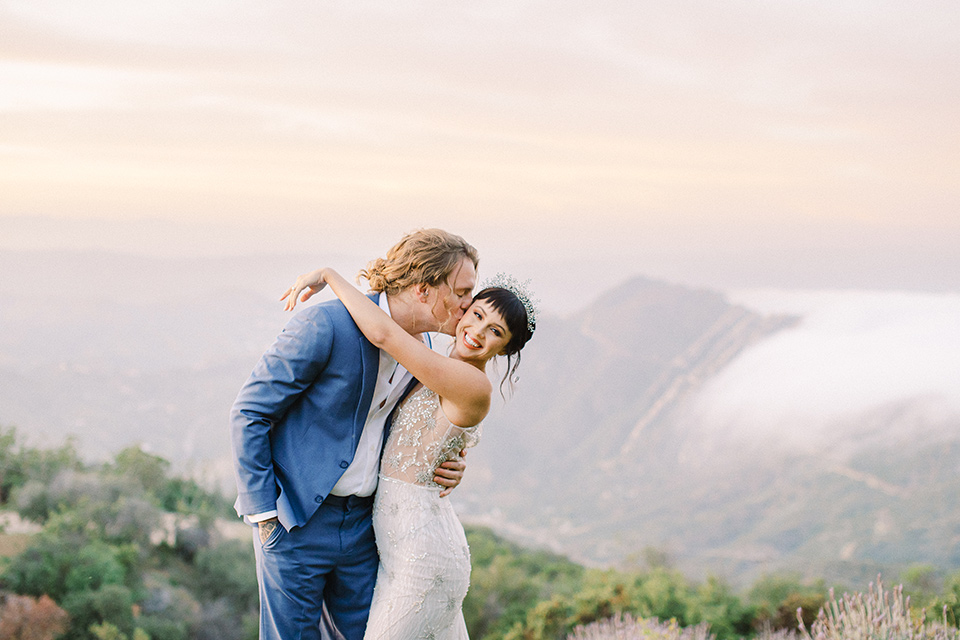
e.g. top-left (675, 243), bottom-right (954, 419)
top-left (0, 533), bottom-right (34, 558)
top-left (798, 577), bottom-right (960, 640)
top-left (567, 615), bottom-right (713, 640)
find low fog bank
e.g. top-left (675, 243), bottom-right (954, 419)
top-left (684, 289), bottom-right (960, 456)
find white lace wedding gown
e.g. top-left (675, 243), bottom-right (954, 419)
top-left (363, 386), bottom-right (481, 640)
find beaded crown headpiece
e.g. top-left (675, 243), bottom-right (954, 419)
top-left (479, 272), bottom-right (539, 334)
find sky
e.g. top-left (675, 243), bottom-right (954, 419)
top-left (1, 0), bottom-right (959, 295)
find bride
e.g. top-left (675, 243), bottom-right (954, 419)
top-left (283, 267), bottom-right (536, 640)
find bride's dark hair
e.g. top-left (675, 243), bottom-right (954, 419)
top-left (472, 287), bottom-right (535, 393)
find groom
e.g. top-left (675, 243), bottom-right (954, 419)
top-left (230, 229), bottom-right (479, 640)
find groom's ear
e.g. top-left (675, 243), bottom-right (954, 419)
top-left (414, 283), bottom-right (431, 303)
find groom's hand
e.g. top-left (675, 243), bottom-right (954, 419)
top-left (434, 449), bottom-right (467, 498)
top-left (258, 517), bottom-right (280, 544)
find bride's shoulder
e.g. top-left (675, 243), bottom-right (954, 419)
top-left (437, 393), bottom-right (486, 430)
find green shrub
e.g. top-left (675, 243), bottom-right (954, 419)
top-left (136, 615), bottom-right (189, 640)
top-left (192, 539), bottom-right (258, 612)
top-left (1, 534), bottom-right (127, 602)
top-left (685, 576), bottom-right (754, 640)
top-left (62, 584), bottom-right (136, 640)
top-left (748, 573), bottom-right (826, 631)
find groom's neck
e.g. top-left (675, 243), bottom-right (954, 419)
top-left (384, 290), bottom-right (426, 336)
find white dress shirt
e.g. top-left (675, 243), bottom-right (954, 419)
top-left (330, 293), bottom-right (420, 496)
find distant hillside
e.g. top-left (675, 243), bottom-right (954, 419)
top-left (458, 279), bottom-right (960, 586)
top-left (456, 277), bottom-right (799, 578)
top-left (2, 250), bottom-right (959, 586)
top-left (0, 250), bottom-right (341, 462)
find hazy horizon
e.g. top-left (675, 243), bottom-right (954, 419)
top-left (2, 216), bottom-right (958, 313)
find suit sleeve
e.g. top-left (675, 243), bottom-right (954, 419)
top-left (230, 307), bottom-right (334, 516)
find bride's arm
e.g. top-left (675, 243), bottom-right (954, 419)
top-left (283, 268), bottom-right (491, 425)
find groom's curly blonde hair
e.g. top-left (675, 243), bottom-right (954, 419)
top-left (360, 229), bottom-right (479, 295)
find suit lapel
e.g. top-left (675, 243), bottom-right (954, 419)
top-left (353, 293), bottom-right (381, 434)
top-left (383, 376), bottom-right (421, 448)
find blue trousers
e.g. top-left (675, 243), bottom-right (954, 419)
top-left (253, 495), bottom-right (379, 640)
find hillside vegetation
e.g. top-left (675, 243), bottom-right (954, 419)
top-left (3, 429), bottom-right (960, 640)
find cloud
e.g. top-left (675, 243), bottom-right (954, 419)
top-left (0, 61), bottom-right (188, 112)
top-left (687, 290), bottom-right (960, 452)
top-left (0, 1), bottom-right (957, 292)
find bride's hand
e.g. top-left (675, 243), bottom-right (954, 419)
top-left (280, 268), bottom-right (327, 311)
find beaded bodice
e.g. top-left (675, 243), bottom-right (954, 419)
top-left (381, 386), bottom-right (481, 488)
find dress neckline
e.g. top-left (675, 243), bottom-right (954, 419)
top-left (403, 385), bottom-right (477, 430)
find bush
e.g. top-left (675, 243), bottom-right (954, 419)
top-left (634, 568), bottom-right (692, 624)
top-left (87, 622), bottom-right (150, 640)
top-left (136, 615), bottom-right (189, 640)
top-left (14, 470), bottom-right (162, 547)
top-left (685, 576), bottom-right (754, 640)
top-left (1, 534), bottom-right (127, 602)
top-left (61, 584), bottom-right (136, 640)
top-left (935, 571), bottom-right (960, 627)
top-left (189, 598), bottom-right (247, 640)
top-left (505, 595), bottom-right (575, 640)
top-left (192, 539), bottom-right (258, 611)
top-left (0, 427), bottom-right (83, 505)
top-left (748, 574), bottom-right (826, 631)
top-left (463, 526), bottom-right (585, 639)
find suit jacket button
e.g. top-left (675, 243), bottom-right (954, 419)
top-left (339, 460), bottom-right (349, 469)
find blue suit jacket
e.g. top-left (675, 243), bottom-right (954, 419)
top-left (230, 294), bottom-right (384, 530)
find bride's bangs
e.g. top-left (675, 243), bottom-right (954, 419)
top-left (473, 288), bottom-right (527, 343)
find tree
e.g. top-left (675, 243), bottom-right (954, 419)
top-left (0, 427), bottom-right (82, 505)
top-left (685, 575), bottom-right (753, 640)
top-left (108, 447), bottom-right (170, 497)
top-left (634, 567), bottom-right (692, 623)
top-left (0, 593), bottom-right (70, 640)
top-left (157, 477), bottom-right (231, 520)
top-left (0, 428), bottom-right (25, 504)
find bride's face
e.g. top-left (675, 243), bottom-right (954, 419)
top-left (453, 300), bottom-right (513, 363)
